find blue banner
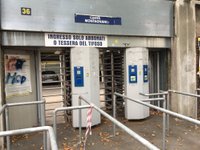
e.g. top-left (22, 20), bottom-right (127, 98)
top-left (75, 14), bottom-right (122, 25)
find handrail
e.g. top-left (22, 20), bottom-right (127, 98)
top-left (168, 89), bottom-right (200, 122)
top-left (114, 94), bottom-right (166, 150)
top-left (168, 89), bottom-right (200, 98)
top-left (140, 91), bottom-right (170, 133)
top-left (79, 95), bottom-right (160, 150)
top-left (0, 126), bottom-right (58, 150)
top-left (196, 88), bottom-right (200, 91)
top-left (115, 92), bottom-right (200, 150)
top-left (140, 98), bottom-right (164, 102)
top-left (139, 92), bottom-right (168, 97)
top-left (0, 101), bottom-right (45, 150)
top-left (53, 105), bottom-right (91, 143)
top-left (115, 92), bottom-right (200, 125)
top-left (0, 101), bottom-right (45, 115)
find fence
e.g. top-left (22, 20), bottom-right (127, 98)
top-left (53, 105), bottom-right (91, 142)
top-left (79, 95), bottom-right (160, 150)
top-left (0, 126), bottom-right (58, 150)
top-left (0, 101), bottom-right (45, 150)
top-left (53, 89), bottom-right (200, 150)
top-left (114, 92), bottom-right (200, 150)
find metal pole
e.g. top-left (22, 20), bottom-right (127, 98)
top-left (53, 105), bottom-right (90, 143)
top-left (142, 98), bottom-right (164, 102)
top-left (162, 95), bottom-right (166, 150)
top-left (78, 97), bottom-right (82, 143)
top-left (5, 108), bottom-right (10, 150)
top-left (166, 92), bottom-right (170, 132)
top-left (168, 90), bottom-right (200, 98)
top-left (41, 100), bottom-right (47, 150)
top-left (0, 126), bottom-right (58, 150)
top-left (6, 101), bottom-right (45, 108)
top-left (157, 52), bottom-right (160, 107)
top-left (79, 96), bottom-right (160, 150)
top-left (111, 51), bottom-right (115, 110)
top-left (113, 94), bottom-right (116, 136)
top-left (0, 101), bottom-right (45, 150)
top-left (0, 105), bottom-right (6, 115)
top-left (42, 99), bottom-right (46, 125)
top-left (46, 127), bottom-right (58, 150)
top-left (53, 111), bottom-right (57, 141)
top-left (46, 131), bottom-right (50, 150)
top-left (114, 92), bottom-right (200, 125)
top-left (139, 92), bottom-right (168, 97)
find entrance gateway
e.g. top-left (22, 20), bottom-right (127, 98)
top-left (0, 34), bottom-right (169, 129)
top-left (41, 33), bottom-right (169, 127)
top-left (40, 47), bottom-right (150, 127)
top-left (0, 0), bottom-right (172, 129)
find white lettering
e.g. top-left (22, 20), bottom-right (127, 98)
top-left (84, 19), bottom-right (109, 24)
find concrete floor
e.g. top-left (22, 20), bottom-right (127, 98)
top-left (9, 85), bottom-right (200, 149)
top-left (10, 110), bottom-right (200, 150)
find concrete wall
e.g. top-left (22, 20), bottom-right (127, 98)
top-left (171, 0), bottom-right (197, 118)
top-left (196, 5), bottom-right (200, 36)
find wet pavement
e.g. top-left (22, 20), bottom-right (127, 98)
top-left (11, 110), bottom-right (200, 150)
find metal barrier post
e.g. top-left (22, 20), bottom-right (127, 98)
top-left (46, 131), bottom-right (50, 150)
top-left (53, 105), bottom-right (90, 143)
top-left (166, 92), bottom-right (170, 132)
top-left (53, 110), bottom-right (57, 141)
top-left (41, 100), bottom-right (46, 126)
top-left (5, 107), bottom-right (10, 150)
top-left (162, 95), bottom-right (166, 150)
top-left (113, 94), bottom-right (116, 136)
top-left (78, 97), bottom-right (82, 143)
top-left (140, 91), bottom-right (170, 133)
top-left (41, 100), bottom-right (47, 150)
top-left (0, 126), bottom-right (58, 150)
top-left (0, 101), bottom-right (45, 150)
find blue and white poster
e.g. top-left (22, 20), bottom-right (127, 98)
top-left (5, 54), bottom-right (32, 98)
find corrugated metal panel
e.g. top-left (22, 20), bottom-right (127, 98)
top-left (1, 0), bottom-right (173, 37)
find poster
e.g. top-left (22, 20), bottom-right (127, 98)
top-left (4, 54), bottom-right (32, 98)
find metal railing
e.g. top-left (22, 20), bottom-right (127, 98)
top-left (168, 89), bottom-right (200, 120)
top-left (0, 126), bottom-right (58, 150)
top-left (140, 91), bottom-right (170, 132)
top-left (53, 105), bottom-right (91, 143)
top-left (139, 91), bottom-right (169, 110)
top-left (114, 92), bottom-right (200, 150)
top-left (114, 93), bottom-right (166, 149)
top-left (169, 89), bottom-right (200, 98)
top-left (79, 95), bottom-right (160, 150)
top-left (0, 101), bottom-right (45, 150)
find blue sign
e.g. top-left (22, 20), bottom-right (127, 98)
top-left (75, 14), bottom-right (122, 25)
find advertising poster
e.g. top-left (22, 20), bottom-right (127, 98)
top-left (4, 54), bottom-right (32, 98)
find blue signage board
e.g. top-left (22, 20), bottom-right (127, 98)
top-left (75, 14), bottom-right (122, 25)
